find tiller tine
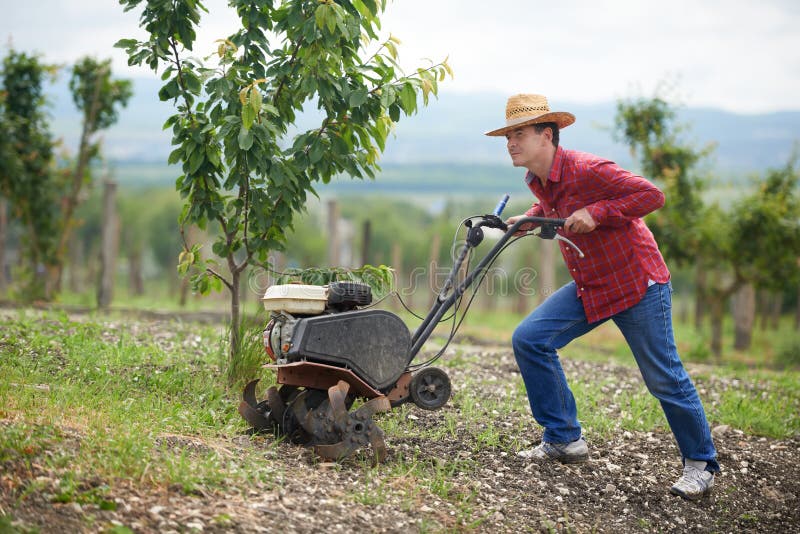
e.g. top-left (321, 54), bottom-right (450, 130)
top-left (266, 386), bottom-right (287, 422)
top-left (354, 396), bottom-right (391, 419)
top-left (238, 379), bottom-right (272, 432)
top-left (327, 380), bottom-right (351, 427)
top-left (311, 381), bottom-right (392, 464)
top-left (368, 424), bottom-right (388, 464)
top-left (242, 379), bottom-right (261, 409)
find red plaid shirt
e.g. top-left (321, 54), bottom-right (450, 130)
top-left (524, 146), bottom-right (670, 323)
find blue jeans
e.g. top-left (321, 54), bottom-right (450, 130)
top-left (512, 281), bottom-right (719, 472)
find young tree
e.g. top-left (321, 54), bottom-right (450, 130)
top-left (613, 93), bottom-right (714, 328)
top-left (116, 0), bottom-right (451, 372)
top-left (51, 58), bottom-right (132, 293)
top-left (0, 51), bottom-right (131, 300)
top-left (726, 154), bottom-right (800, 350)
top-left (0, 50), bottom-right (59, 300)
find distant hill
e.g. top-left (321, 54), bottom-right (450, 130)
top-left (48, 77), bottom-right (800, 187)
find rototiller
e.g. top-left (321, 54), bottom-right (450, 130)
top-left (239, 195), bottom-right (584, 462)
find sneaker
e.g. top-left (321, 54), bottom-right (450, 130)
top-left (670, 464), bottom-right (714, 501)
top-left (517, 437), bottom-right (589, 464)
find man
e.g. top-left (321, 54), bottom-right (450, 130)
top-left (486, 94), bottom-right (719, 500)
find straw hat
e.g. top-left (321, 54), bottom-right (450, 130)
top-left (485, 94), bottom-right (575, 136)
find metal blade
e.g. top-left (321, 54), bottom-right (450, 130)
top-left (353, 396), bottom-right (391, 420)
top-left (266, 386), bottom-right (286, 422)
top-left (328, 381), bottom-right (351, 428)
top-left (368, 424), bottom-right (388, 464)
top-left (238, 401), bottom-right (272, 432)
top-left (242, 379), bottom-right (261, 408)
top-left (292, 390), bottom-right (316, 434)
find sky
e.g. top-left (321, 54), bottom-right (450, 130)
top-left (2, 0), bottom-right (799, 114)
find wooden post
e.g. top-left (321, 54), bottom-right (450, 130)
top-left (128, 248), bottom-right (145, 296)
top-left (694, 263), bottom-right (707, 331)
top-left (327, 199), bottom-right (340, 267)
top-left (732, 284), bottom-right (755, 350)
top-left (361, 219), bottom-right (371, 267)
top-left (391, 242), bottom-right (403, 310)
top-left (97, 180), bottom-right (119, 310)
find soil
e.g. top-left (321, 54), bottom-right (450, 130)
top-left (2, 329), bottom-right (799, 533)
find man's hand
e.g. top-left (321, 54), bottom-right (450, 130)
top-left (505, 215), bottom-right (535, 236)
top-left (565, 208), bottom-right (597, 234)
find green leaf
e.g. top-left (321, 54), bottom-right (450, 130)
top-left (349, 88), bottom-right (369, 107)
top-left (168, 147), bottom-right (184, 165)
top-left (309, 140), bottom-right (325, 164)
top-left (188, 148), bottom-right (205, 174)
top-left (238, 125), bottom-right (254, 150)
top-left (241, 104), bottom-right (256, 130)
top-left (315, 4), bottom-right (329, 30)
top-left (399, 83), bottom-right (417, 114)
top-left (250, 88), bottom-right (262, 114)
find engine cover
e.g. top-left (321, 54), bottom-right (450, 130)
top-left (285, 309), bottom-right (411, 391)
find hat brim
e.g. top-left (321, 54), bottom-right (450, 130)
top-left (484, 111), bottom-right (575, 136)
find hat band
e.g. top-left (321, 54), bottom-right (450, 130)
top-left (504, 114), bottom-right (551, 128)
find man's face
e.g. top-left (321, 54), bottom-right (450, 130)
top-left (505, 125), bottom-right (549, 170)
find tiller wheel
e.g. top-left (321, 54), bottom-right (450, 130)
top-left (239, 379), bottom-right (391, 463)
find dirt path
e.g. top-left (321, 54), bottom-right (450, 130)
top-left (2, 343), bottom-right (799, 533)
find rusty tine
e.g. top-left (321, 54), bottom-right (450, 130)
top-left (266, 386), bottom-right (286, 422)
top-left (238, 401), bottom-right (272, 432)
top-left (242, 379), bottom-right (261, 408)
top-left (328, 381), bottom-right (351, 428)
top-left (368, 424), bottom-right (388, 465)
top-left (353, 396), bottom-right (391, 420)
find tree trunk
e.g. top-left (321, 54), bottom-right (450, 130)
top-left (709, 296), bottom-right (724, 360)
top-left (97, 180), bottom-right (119, 310)
top-left (128, 248), bottom-right (145, 296)
top-left (228, 268), bottom-right (242, 385)
top-left (179, 276), bottom-right (190, 307)
top-left (732, 283), bottom-right (755, 351)
top-left (0, 198), bottom-right (7, 293)
top-left (694, 264), bottom-right (707, 331)
top-left (67, 235), bottom-right (84, 293)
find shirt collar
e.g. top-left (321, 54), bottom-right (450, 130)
top-left (524, 145), bottom-right (564, 185)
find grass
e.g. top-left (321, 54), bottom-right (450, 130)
top-left (0, 310), bottom-right (278, 497)
top-left (1, 306), bottom-right (799, 531)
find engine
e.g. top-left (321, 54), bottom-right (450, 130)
top-left (261, 282), bottom-right (411, 391)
